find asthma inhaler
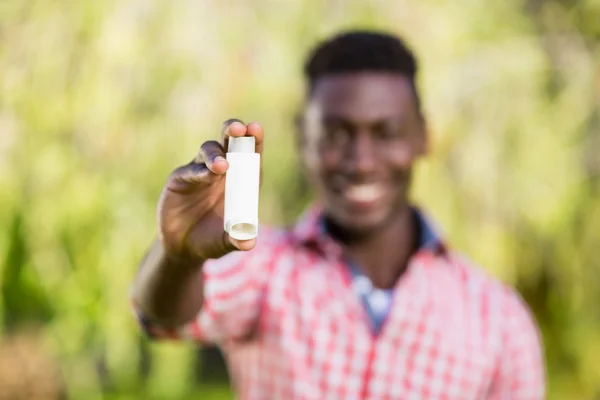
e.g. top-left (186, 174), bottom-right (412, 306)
top-left (224, 136), bottom-right (260, 241)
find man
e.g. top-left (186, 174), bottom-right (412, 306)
top-left (130, 30), bottom-right (546, 399)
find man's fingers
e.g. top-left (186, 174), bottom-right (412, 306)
top-left (245, 122), bottom-right (264, 154)
top-left (171, 162), bottom-right (220, 186)
top-left (173, 141), bottom-right (227, 188)
top-left (225, 231), bottom-right (256, 252)
top-left (221, 119), bottom-right (247, 151)
top-left (170, 118), bottom-right (263, 190)
top-left (221, 119), bottom-right (264, 155)
top-left (196, 141), bottom-right (228, 175)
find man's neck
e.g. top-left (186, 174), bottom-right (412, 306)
top-left (327, 206), bottom-right (419, 289)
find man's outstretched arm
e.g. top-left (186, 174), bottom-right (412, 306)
top-left (130, 120), bottom-right (265, 340)
top-left (131, 238), bottom-right (206, 328)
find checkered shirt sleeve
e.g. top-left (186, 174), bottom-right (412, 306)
top-left (132, 229), bottom-right (279, 344)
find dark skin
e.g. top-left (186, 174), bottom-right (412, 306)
top-left (131, 71), bottom-right (426, 327)
top-left (300, 72), bottom-right (427, 288)
top-left (132, 121), bottom-right (263, 327)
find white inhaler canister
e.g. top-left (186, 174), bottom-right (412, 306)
top-left (224, 136), bottom-right (260, 241)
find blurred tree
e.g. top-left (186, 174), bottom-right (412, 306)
top-left (1, 210), bottom-right (54, 331)
top-left (0, 0), bottom-right (598, 399)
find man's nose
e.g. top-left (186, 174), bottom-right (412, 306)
top-left (347, 131), bottom-right (376, 176)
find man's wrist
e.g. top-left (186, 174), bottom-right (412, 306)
top-left (164, 249), bottom-right (205, 270)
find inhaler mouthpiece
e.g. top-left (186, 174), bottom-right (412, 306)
top-left (224, 137), bottom-right (260, 241)
top-left (228, 136), bottom-right (255, 153)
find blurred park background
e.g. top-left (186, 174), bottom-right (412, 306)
top-left (0, 0), bottom-right (599, 399)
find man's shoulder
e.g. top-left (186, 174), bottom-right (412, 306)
top-left (443, 251), bottom-right (544, 359)
top-left (444, 251), bottom-right (534, 317)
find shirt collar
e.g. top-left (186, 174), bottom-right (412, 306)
top-left (290, 203), bottom-right (448, 256)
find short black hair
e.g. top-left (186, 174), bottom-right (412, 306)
top-left (303, 30), bottom-right (421, 112)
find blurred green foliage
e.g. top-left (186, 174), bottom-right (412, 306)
top-left (0, 0), bottom-right (599, 399)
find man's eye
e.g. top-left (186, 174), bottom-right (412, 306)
top-left (375, 126), bottom-right (404, 140)
top-left (325, 126), bottom-right (351, 145)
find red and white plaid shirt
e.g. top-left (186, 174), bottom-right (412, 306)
top-left (133, 206), bottom-right (546, 400)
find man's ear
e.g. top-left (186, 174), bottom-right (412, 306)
top-left (417, 115), bottom-right (429, 157)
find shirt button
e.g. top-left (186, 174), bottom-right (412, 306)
top-left (352, 275), bottom-right (373, 296)
top-left (369, 289), bottom-right (391, 314)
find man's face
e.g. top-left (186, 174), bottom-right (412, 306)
top-left (300, 72), bottom-right (427, 235)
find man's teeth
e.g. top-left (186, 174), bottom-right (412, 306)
top-left (346, 185), bottom-right (384, 202)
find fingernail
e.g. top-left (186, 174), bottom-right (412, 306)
top-left (214, 156), bottom-right (226, 163)
top-left (222, 119), bottom-right (244, 131)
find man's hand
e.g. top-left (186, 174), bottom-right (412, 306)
top-left (158, 119), bottom-right (264, 261)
